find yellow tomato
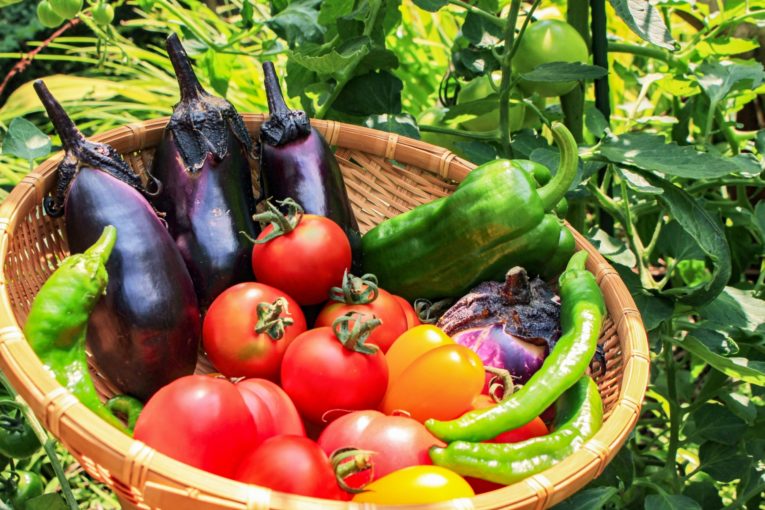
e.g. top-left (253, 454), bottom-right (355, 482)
top-left (385, 325), bottom-right (454, 383)
top-left (352, 465), bottom-right (474, 504)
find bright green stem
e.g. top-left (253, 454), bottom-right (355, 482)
top-left (86, 224), bottom-right (117, 264)
top-left (663, 340), bottom-right (681, 490)
top-left (251, 198), bottom-right (303, 243)
top-left (606, 42), bottom-right (675, 65)
top-left (254, 298), bottom-right (295, 340)
top-left (498, 0), bottom-right (522, 157)
top-left (560, 0), bottom-right (589, 143)
top-left (537, 122), bottom-right (579, 211)
top-left (419, 124), bottom-right (498, 141)
top-left (447, 0), bottom-right (503, 27)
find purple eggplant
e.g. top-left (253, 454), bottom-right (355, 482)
top-left (35, 80), bottom-right (200, 401)
top-left (147, 34), bottom-right (258, 310)
top-left (437, 266), bottom-right (561, 386)
top-left (259, 61), bottom-right (362, 271)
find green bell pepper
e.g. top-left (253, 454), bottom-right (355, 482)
top-left (361, 121), bottom-right (578, 301)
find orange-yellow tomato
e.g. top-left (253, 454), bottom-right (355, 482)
top-left (352, 465), bottom-right (474, 504)
top-left (382, 326), bottom-right (484, 422)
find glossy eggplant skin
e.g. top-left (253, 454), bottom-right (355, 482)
top-left (150, 128), bottom-right (256, 309)
top-left (259, 62), bottom-right (362, 270)
top-left (65, 167), bottom-right (201, 401)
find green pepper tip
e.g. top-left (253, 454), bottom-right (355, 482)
top-left (538, 122), bottom-right (579, 212)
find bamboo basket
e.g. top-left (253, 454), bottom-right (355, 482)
top-left (0, 115), bottom-right (649, 510)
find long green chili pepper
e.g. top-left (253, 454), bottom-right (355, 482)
top-left (425, 250), bottom-right (605, 442)
top-left (429, 376), bottom-right (602, 484)
top-left (23, 226), bottom-right (140, 434)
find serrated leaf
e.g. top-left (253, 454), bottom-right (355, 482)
top-left (318, 0), bottom-right (354, 25)
top-left (585, 106), bottom-right (609, 138)
top-left (697, 61), bottom-right (765, 105)
top-left (609, 0), bottom-right (675, 50)
top-left (599, 133), bottom-right (748, 178)
top-left (332, 70), bottom-right (402, 116)
top-left (551, 487), bottom-right (618, 510)
top-left (2, 117), bottom-right (51, 162)
top-left (412, 0), bottom-right (447, 11)
top-left (688, 404), bottom-right (747, 445)
top-left (642, 174), bottom-right (731, 306)
top-left (521, 62), bottom-right (608, 82)
top-left (289, 40), bottom-right (369, 78)
top-left (676, 334), bottom-right (765, 385)
top-left (363, 113), bottom-right (420, 139)
top-left (266, 0), bottom-right (324, 47)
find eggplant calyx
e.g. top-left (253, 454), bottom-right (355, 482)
top-left (329, 271), bottom-right (379, 305)
top-left (331, 312), bottom-right (381, 355)
top-left (34, 80), bottom-right (145, 217)
top-left (165, 33), bottom-right (254, 172)
top-left (260, 61), bottom-right (311, 146)
top-left (254, 298), bottom-right (294, 340)
top-left (252, 197), bottom-right (304, 243)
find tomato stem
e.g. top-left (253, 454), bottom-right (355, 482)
top-left (330, 447), bottom-right (374, 494)
top-left (251, 197), bottom-right (303, 243)
top-left (254, 298), bottom-right (295, 340)
top-left (329, 271), bottom-right (380, 305)
top-left (332, 313), bottom-right (381, 355)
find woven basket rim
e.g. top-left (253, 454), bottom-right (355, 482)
top-left (0, 115), bottom-right (650, 510)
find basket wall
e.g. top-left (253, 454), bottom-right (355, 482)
top-left (0, 115), bottom-right (650, 510)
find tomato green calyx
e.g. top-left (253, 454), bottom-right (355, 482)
top-left (329, 271), bottom-right (379, 305)
top-left (332, 313), bottom-right (382, 355)
top-left (254, 297), bottom-right (295, 340)
top-left (251, 198), bottom-right (304, 243)
top-left (413, 298), bottom-right (454, 324)
top-left (485, 366), bottom-right (515, 402)
top-left (105, 395), bottom-right (144, 432)
top-left (330, 447), bottom-right (374, 494)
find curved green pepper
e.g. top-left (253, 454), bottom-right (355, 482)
top-left (429, 376), bottom-right (602, 484)
top-left (361, 122), bottom-right (578, 301)
top-left (512, 159), bottom-right (569, 219)
top-left (425, 250), bottom-right (605, 442)
top-left (23, 226), bottom-right (139, 434)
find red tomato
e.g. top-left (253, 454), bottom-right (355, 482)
top-left (235, 435), bottom-right (350, 500)
top-left (235, 378), bottom-right (305, 447)
top-left (317, 410), bottom-right (443, 486)
top-left (471, 394), bottom-right (549, 442)
top-left (315, 286), bottom-right (408, 353)
top-left (203, 282), bottom-right (306, 380)
top-left (280, 323), bottom-right (388, 425)
top-left (134, 376), bottom-right (257, 478)
top-left (393, 295), bottom-right (421, 329)
top-left (251, 214), bottom-right (351, 305)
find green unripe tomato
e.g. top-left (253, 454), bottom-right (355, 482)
top-left (8, 471), bottom-right (44, 510)
top-left (92, 2), bottom-right (114, 25)
top-left (457, 72), bottom-right (525, 133)
top-left (37, 1), bottom-right (65, 28)
top-left (513, 19), bottom-right (589, 97)
top-left (50, 0), bottom-right (82, 19)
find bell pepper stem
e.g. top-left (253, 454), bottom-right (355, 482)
top-left (105, 395), bottom-right (144, 432)
top-left (537, 122), bottom-right (579, 212)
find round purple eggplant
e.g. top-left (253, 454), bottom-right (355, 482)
top-left (259, 61), bottom-right (362, 271)
top-left (148, 34), bottom-right (258, 310)
top-left (35, 80), bottom-right (200, 401)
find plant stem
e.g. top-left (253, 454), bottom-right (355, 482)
top-left (497, 0), bottom-right (522, 157)
top-left (447, 0), bottom-right (503, 27)
top-left (419, 124), bottom-right (498, 141)
top-left (663, 340), bottom-right (681, 490)
top-left (316, 0), bottom-right (383, 119)
top-left (590, 0), bottom-right (610, 122)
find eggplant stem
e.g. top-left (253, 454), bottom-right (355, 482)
top-left (33, 80), bottom-right (84, 150)
top-left (262, 61), bottom-right (290, 117)
top-left (166, 33), bottom-right (205, 101)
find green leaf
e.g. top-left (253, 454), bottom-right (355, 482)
top-left (453, 141), bottom-right (498, 164)
top-left (698, 287), bottom-right (765, 338)
top-left (730, 153), bottom-right (762, 177)
top-left (641, 174), bottom-right (731, 306)
top-left (698, 441), bottom-right (751, 482)
top-left (688, 403), bottom-right (748, 445)
top-left (25, 493), bottom-right (68, 510)
top-left (240, 0), bottom-right (255, 28)
top-left (200, 50), bottom-right (235, 98)
top-left (521, 62), bottom-right (608, 82)
top-left (332, 70), bottom-right (402, 116)
top-left (290, 39), bottom-right (370, 78)
top-left (677, 259), bottom-right (712, 288)
top-left (679, 333), bottom-right (765, 385)
top-left (609, 0), bottom-right (675, 50)
top-left (266, 0), bottom-right (325, 47)
top-left (689, 328), bottom-right (738, 357)
top-left (585, 106), bottom-right (609, 139)
top-left (551, 487), bottom-right (618, 510)
top-left (462, 11), bottom-right (503, 47)
top-left (616, 167), bottom-right (662, 194)
top-left (0, 0), bottom-right (23, 6)
top-left (318, 0), bottom-right (354, 25)
top-left (718, 392), bottom-right (757, 425)
top-left (412, 0), bottom-right (447, 11)
top-left (683, 473), bottom-right (724, 510)
top-left (755, 202), bottom-right (765, 239)
top-left (614, 263), bottom-right (675, 331)
top-left (2, 117), bottom-right (51, 162)
top-left (695, 37), bottom-right (760, 58)
top-left (697, 61), bottom-right (765, 105)
top-left (756, 129), bottom-right (765, 155)
top-left (658, 221), bottom-right (707, 262)
top-left (599, 133), bottom-right (749, 179)
top-left (644, 494), bottom-right (701, 510)
top-left (587, 227), bottom-right (637, 267)
top-left (363, 113), bottom-right (420, 139)
top-left (443, 96), bottom-right (501, 121)
top-left (591, 447), bottom-right (634, 488)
